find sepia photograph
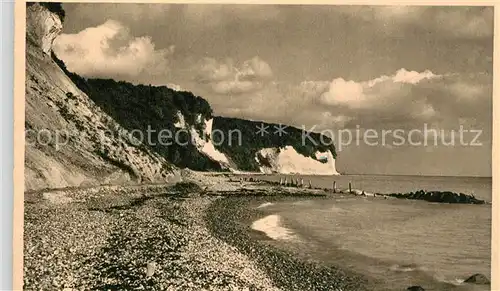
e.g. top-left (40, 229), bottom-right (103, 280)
top-left (20, 1), bottom-right (495, 290)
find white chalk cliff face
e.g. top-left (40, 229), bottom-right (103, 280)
top-left (26, 4), bottom-right (63, 55)
top-left (172, 111), bottom-right (232, 168)
top-left (255, 146), bottom-right (340, 175)
top-left (189, 118), bottom-right (231, 168)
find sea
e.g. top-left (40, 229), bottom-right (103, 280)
top-left (247, 174), bottom-right (492, 291)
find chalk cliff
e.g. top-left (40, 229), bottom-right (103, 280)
top-left (26, 3), bottom-right (62, 55)
top-left (25, 3), bottom-right (177, 191)
top-left (255, 146), bottom-right (339, 175)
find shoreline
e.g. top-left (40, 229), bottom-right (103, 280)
top-left (23, 172), bottom-right (490, 290)
top-left (205, 195), bottom-right (371, 291)
top-left (23, 171), bottom-right (361, 290)
top-left (203, 181), bottom-right (490, 291)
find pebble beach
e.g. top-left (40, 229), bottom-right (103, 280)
top-left (24, 172), bottom-right (365, 290)
top-left (24, 181), bottom-right (280, 290)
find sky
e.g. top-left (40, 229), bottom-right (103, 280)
top-left (53, 4), bottom-right (493, 177)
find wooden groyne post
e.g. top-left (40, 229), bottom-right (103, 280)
top-left (333, 181), bottom-right (337, 193)
top-left (349, 182), bottom-right (352, 194)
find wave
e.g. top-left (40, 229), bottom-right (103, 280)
top-left (251, 214), bottom-right (296, 241)
top-left (432, 273), bottom-right (466, 286)
top-left (392, 265), bottom-right (469, 286)
top-left (389, 263), bottom-right (427, 272)
top-left (443, 278), bottom-right (465, 286)
top-left (256, 202), bottom-right (274, 209)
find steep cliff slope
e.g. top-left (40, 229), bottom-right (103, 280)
top-left (25, 3), bottom-right (177, 191)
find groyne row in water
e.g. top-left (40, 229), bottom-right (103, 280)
top-left (235, 176), bottom-right (487, 204)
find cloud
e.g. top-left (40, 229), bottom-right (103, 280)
top-left (433, 7), bottom-right (493, 39)
top-left (336, 6), bottom-right (493, 39)
top-left (181, 4), bottom-right (282, 27)
top-left (320, 79), bottom-right (365, 108)
top-left (194, 68), bottom-right (491, 143)
top-left (63, 3), bottom-right (172, 26)
top-left (194, 56), bottom-right (273, 95)
top-left (385, 68), bottom-right (440, 84)
top-left (53, 20), bottom-right (174, 84)
top-left (319, 68), bottom-right (442, 110)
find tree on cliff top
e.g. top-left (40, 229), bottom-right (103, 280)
top-left (27, 2), bottom-right (65, 22)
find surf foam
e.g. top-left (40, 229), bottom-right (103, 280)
top-left (256, 202), bottom-right (274, 209)
top-left (251, 214), bottom-right (296, 240)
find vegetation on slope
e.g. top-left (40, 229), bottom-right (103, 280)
top-left (27, 2), bottom-right (66, 22)
top-left (51, 53), bottom-right (222, 171)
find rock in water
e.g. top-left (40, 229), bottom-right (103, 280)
top-left (407, 286), bottom-right (425, 291)
top-left (387, 190), bottom-right (486, 204)
top-left (464, 273), bottom-right (490, 284)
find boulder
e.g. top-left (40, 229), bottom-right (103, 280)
top-left (407, 286), bottom-right (425, 291)
top-left (464, 273), bottom-right (490, 285)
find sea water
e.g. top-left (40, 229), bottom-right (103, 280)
top-left (249, 175), bottom-right (492, 291)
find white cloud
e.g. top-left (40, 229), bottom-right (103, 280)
top-left (53, 20), bottom-right (174, 83)
top-left (320, 78), bottom-right (365, 107)
top-left (198, 67), bottom-right (490, 139)
top-left (195, 56), bottom-right (273, 95)
top-left (448, 82), bottom-right (484, 101)
top-left (238, 57), bottom-right (273, 81)
top-left (391, 69), bottom-right (440, 84)
top-left (319, 68), bottom-right (441, 109)
top-left (410, 101), bottom-right (436, 120)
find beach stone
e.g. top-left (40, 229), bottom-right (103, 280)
top-left (407, 286), bottom-right (425, 291)
top-left (146, 262), bottom-right (157, 277)
top-left (464, 273), bottom-right (490, 284)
